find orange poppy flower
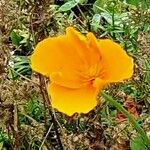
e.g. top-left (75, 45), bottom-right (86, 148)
top-left (31, 27), bottom-right (134, 116)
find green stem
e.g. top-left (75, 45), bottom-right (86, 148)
top-left (101, 91), bottom-right (150, 149)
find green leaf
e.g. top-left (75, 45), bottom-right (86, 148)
top-left (58, 0), bottom-right (78, 12)
top-left (100, 12), bottom-right (112, 24)
top-left (145, 60), bottom-right (150, 85)
top-left (25, 95), bottom-right (44, 122)
top-left (91, 14), bottom-right (101, 32)
top-left (101, 92), bottom-right (150, 149)
top-left (0, 142), bottom-right (3, 150)
top-left (8, 68), bottom-right (18, 80)
top-left (93, 0), bottom-right (106, 13)
top-left (126, 0), bottom-right (139, 7)
top-left (75, 0), bottom-right (87, 4)
top-left (93, 0), bottom-right (121, 14)
top-left (130, 136), bottom-right (148, 150)
top-left (8, 56), bottom-right (31, 80)
top-left (10, 30), bottom-right (22, 46)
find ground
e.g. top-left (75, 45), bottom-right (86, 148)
top-left (0, 0), bottom-right (150, 150)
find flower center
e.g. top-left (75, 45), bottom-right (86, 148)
top-left (92, 77), bottom-right (103, 88)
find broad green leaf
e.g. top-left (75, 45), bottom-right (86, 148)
top-left (75, 0), bottom-right (87, 4)
top-left (91, 14), bottom-right (101, 32)
top-left (58, 0), bottom-right (78, 12)
top-left (130, 136), bottom-right (148, 150)
top-left (101, 12), bottom-right (112, 24)
top-left (10, 31), bottom-right (22, 46)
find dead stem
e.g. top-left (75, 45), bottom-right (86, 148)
top-left (13, 98), bottom-right (20, 150)
top-left (38, 75), bottom-right (64, 150)
top-left (11, 79), bottom-right (20, 150)
top-left (73, 11), bottom-right (87, 27)
top-left (76, 4), bottom-right (87, 23)
top-left (39, 123), bottom-right (54, 150)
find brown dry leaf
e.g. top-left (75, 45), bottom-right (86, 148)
top-left (116, 112), bottom-right (126, 123)
top-left (116, 96), bottom-right (138, 123)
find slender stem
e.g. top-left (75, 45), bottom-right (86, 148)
top-left (39, 123), bottom-right (53, 150)
top-left (76, 4), bottom-right (87, 22)
top-left (20, 112), bottom-right (39, 125)
top-left (101, 91), bottom-right (150, 149)
top-left (39, 75), bottom-right (64, 150)
top-left (73, 11), bottom-right (87, 27)
top-left (111, 3), bottom-right (115, 39)
top-left (10, 69), bottom-right (20, 150)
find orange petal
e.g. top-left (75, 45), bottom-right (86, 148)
top-left (31, 27), bottom-right (103, 88)
top-left (48, 83), bottom-right (99, 116)
top-left (31, 34), bottom-right (87, 88)
top-left (98, 39), bottom-right (134, 82)
top-left (67, 28), bottom-right (101, 71)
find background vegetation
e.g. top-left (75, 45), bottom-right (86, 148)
top-left (0, 0), bottom-right (150, 149)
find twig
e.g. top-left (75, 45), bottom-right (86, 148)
top-left (73, 11), bottom-right (87, 27)
top-left (76, 4), bottom-right (87, 23)
top-left (111, 4), bottom-right (115, 39)
top-left (10, 68), bottom-right (20, 150)
top-left (20, 112), bottom-right (39, 126)
top-left (38, 75), bottom-right (49, 128)
top-left (39, 123), bottom-right (53, 150)
top-left (39, 75), bottom-right (64, 150)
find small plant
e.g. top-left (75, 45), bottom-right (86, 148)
top-left (0, 129), bottom-right (11, 149)
top-left (25, 95), bottom-right (44, 122)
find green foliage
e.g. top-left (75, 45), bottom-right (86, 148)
top-left (58, 114), bottom-right (89, 134)
top-left (0, 130), bottom-right (9, 143)
top-left (102, 92), bottom-right (150, 149)
top-left (58, 0), bottom-right (87, 12)
top-left (0, 130), bottom-right (10, 149)
top-left (100, 102), bottom-right (117, 127)
top-left (8, 56), bottom-right (31, 80)
top-left (93, 0), bottom-right (126, 14)
top-left (58, 0), bottom-right (78, 12)
top-left (9, 27), bottom-right (33, 80)
top-left (0, 142), bottom-right (3, 150)
top-left (120, 83), bottom-right (141, 98)
top-left (10, 30), bottom-right (22, 46)
top-left (126, 0), bottom-right (139, 7)
top-left (91, 0), bottom-right (150, 55)
top-left (130, 135), bottom-right (149, 150)
top-left (145, 60), bottom-right (150, 85)
top-left (25, 95), bottom-right (44, 122)
top-left (91, 14), bottom-right (102, 32)
top-left (10, 29), bottom-right (32, 49)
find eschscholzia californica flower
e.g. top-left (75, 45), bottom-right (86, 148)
top-left (31, 27), bottom-right (134, 116)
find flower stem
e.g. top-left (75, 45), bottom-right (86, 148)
top-left (101, 91), bottom-right (150, 149)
